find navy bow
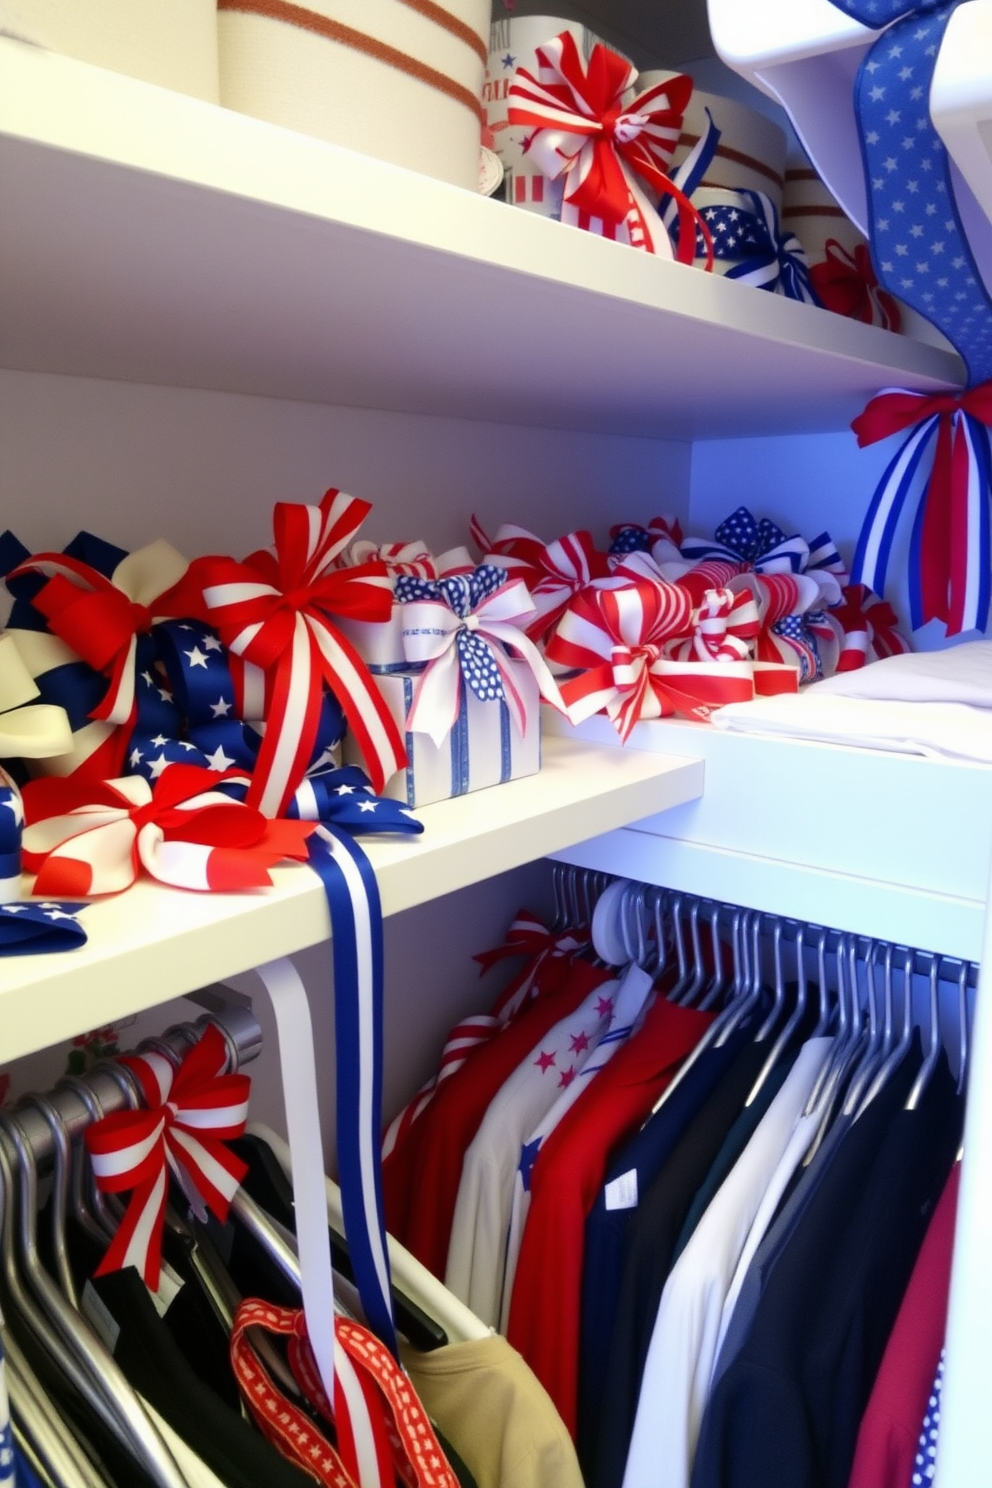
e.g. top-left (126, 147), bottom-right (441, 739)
top-left (696, 191), bottom-right (822, 305)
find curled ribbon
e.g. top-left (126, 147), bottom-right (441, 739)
top-left (85, 1024), bottom-right (250, 1290)
top-left (664, 586), bottom-right (761, 663)
top-left (507, 32), bottom-right (711, 262)
top-left (396, 567), bottom-right (565, 747)
top-left (851, 383), bottom-right (992, 636)
top-left (341, 540), bottom-right (475, 579)
top-left (547, 581), bottom-right (755, 737)
top-left (186, 489), bottom-right (407, 812)
top-left (20, 762), bottom-right (314, 897)
top-left (471, 522), bottom-right (610, 640)
top-left (826, 583), bottom-right (912, 672)
top-left (809, 239), bottom-right (902, 332)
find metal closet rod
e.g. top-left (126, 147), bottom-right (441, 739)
top-left (8, 995), bottom-right (264, 1171)
top-left (592, 874), bottom-right (980, 984)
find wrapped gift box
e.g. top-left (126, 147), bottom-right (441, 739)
top-left (347, 660), bottom-right (541, 808)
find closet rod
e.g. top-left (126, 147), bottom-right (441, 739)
top-left (9, 995), bottom-right (263, 1169)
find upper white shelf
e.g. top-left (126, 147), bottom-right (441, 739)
top-left (0, 735), bottom-right (702, 1063)
top-left (0, 37), bottom-right (963, 441)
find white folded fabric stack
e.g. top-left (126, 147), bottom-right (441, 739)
top-left (218, 0), bottom-right (489, 190)
top-left (0, 0), bottom-right (218, 99)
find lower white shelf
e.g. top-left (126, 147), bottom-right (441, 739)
top-left (547, 713), bottom-right (992, 961)
top-left (0, 735), bottom-right (703, 1062)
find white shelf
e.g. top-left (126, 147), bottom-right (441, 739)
top-left (0, 37), bottom-right (963, 441)
top-left (545, 713), bottom-right (992, 960)
top-left (0, 735), bottom-right (702, 1063)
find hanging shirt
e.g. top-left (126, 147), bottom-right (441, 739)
top-left (499, 964), bottom-right (660, 1335)
top-left (847, 1162), bottom-right (960, 1488)
top-left (402, 1334), bottom-right (584, 1488)
top-left (506, 996), bottom-right (712, 1437)
top-left (575, 1024), bottom-right (756, 1483)
top-left (395, 958), bottom-right (613, 1278)
top-left (621, 1036), bottom-right (832, 1488)
top-left (593, 1037), bottom-right (780, 1488)
top-left (691, 1054), bottom-right (962, 1488)
top-left (445, 975), bottom-right (619, 1325)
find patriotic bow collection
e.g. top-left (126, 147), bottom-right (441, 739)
top-left (0, 629), bottom-right (73, 905)
top-left (506, 31), bottom-right (712, 260)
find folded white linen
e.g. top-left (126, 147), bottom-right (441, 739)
top-left (814, 640), bottom-right (992, 706)
top-left (710, 692), bottom-right (992, 763)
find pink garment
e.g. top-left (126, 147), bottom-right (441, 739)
top-left (847, 1160), bottom-right (961, 1488)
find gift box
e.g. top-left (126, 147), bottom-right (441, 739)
top-left (348, 659), bottom-right (541, 808)
top-left (217, 0), bottom-right (489, 191)
top-left (335, 543), bottom-right (475, 671)
top-left (637, 73), bottom-right (787, 209)
top-left (4, 0), bottom-right (219, 101)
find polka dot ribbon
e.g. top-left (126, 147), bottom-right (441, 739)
top-left (395, 566), bottom-right (564, 747)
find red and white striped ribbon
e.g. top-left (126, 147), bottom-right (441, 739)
top-left (472, 522), bottom-right (609, 639)
top-left (20, 763), bottom-right (314, 896)
top-left (187, 490), bottom-right (406, 813)
top-left (84, 1025), bottom-right (250, 1289)
top-left (664, 587), bottom-right (760, 663)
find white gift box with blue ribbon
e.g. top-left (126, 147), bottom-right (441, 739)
top-left (350, 660), bottom-right (541, 808)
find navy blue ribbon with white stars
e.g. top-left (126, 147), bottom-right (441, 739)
top-left (694, 190), bottom-right (822, 304)
top-left (395, 566), bottom-right (512, 709)
top-left (0, 899), bottom-right (87, 955)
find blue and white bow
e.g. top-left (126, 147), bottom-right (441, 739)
top-left (682, 506), bottom-right (815, 575)
top-left (696, 190), bottom-right (823, 305)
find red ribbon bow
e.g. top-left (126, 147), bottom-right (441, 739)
top-left (184, 490), bottom-right (407, 813)
top-left (830, 583), bottom-right (910, 671)
top-left (852, 383), bottom-right (992, 633)
top-left (665, 587), bottom-right (761, 663)
top-left (470, 520), bottom-right (610, 639)
top-left (10, 539), bottom-right (190, 779)
top-left (547, 580), bottom-right (754, 736)
top-left (85, 1025), bottom-right (250, 1289)
top-left (507, 32), bottom-right (711, 262)
top-left (21, 762), bottom-right (313, 896)
top-left (810, 240), bottom-right (902, 331)
top-left (475, 907), bottom-right (589, 1020)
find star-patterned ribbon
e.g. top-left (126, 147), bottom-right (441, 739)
top-left (507, 32), bottom-right (711, 260)
top-left (0, 768), bottom-right (22, 904)
top-left (741, 571), bottom-right (827, 682)
top-left (827, 0), bottom-right (992, 385)
top-left (693, 190), bottom-right (823, 304)
top-left (230, 1300), bottom-right (459, 1488)
top-left (547, 580), bottom-right (756, 736)
top-left (395, 566), bottom-right (564, 747)
top-left (85, 1024), bottom-right (250, 1290)
top-left (185, 489), bottom-right (406, 813)
top-left (809, 238), bottom-right (903, 329)
top-left (608, 516), bottom-right (684, 563)
top-left (20, 763), bottom-right (314, 897)
top-left (851, 383), bottom-right (992, 632)
top-left (0, 897), bottom-right (87, 955)
top-left (682, 506), bottom-right (816, 577)
top-left (470, 523), bottom-right (610, 640)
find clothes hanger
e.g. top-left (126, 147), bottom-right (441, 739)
top-left (3, 1327), bottom-right (104, 1488)
top-left (19, 1093), bottom-right (79, 1309)
top-left (745, 919), bottom-right (806, 1106)
top-left (842, 940), bottom-right (890, 1117)
top-left (855, 945), bottom-right (916, 1118)
top-left (956, 960), bottom-right (972, 1095)
top-left (666, 894), bottom-right (694, 1003)
top-left (906, 953), bottom-right (944, 1111)
top-left (678, 900), bottom-right (709, 1007)
top-left (714, 909), bottom-right (765, 1044)
top-left (56, 1077), bottom-right (117, 1246)
top-left (698, 902), bottom-right (728, 1012)
top-left (803, 934), bottom-right (873, 1162)
top-left (0, 1114), bottom-right (191, 1488)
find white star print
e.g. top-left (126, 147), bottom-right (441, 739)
top-left (148, 753), bottom-right (170, 778)
top-left (157, 687), bottom-right (173, 703)
top-left (210, 697), bottom-right (232, 718)
top-left (141, 670), bottom-right (154, 686)
top-left (205, 745), bottom-right (235, 771)
top-left (870, 87), bottom-right (886, 103)
top-left (150, 733), bottom-right (169, 747)
top-left (3, 794), bottom-right (24, 828)
top-left (202, 634), bottom-right (224, 652)
top-left (129, 748), bottom-right (143, 766)
top-left (42, 907), bottom-right (78, 922)
top-left (334, 785), bottom-right (356, 796)
top-left (357, 799), bottom-right (378, 813)
top-left (2, 905), bottom-right (25, 913)
top-left (184, 646), bottom-right (209, 669)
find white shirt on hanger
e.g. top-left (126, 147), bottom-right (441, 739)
top-left (621, 1036), bottom-right (833, 1488)
top-left (445, 975), bottom-right (620, 1326)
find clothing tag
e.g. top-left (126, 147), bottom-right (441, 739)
top-left (611, 964), bottom-right (654, 1028)
top-left (147, 1259), bottom-right (185, 1320)
top-left (81, 1279), bottom-right (120, 1355)
top-left (604, 1169), bottom-right (639, 1212)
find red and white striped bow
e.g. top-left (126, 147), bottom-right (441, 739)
top-left (828, 583), bottom-right (912, 671)
top-left (809, 239), bottom-right (902, 332)
top-left (507, 32), bottom-right (710, 261)
top-left (10, 539), bottom-right (190, 777)
top-left (85, 1025), bottom-right (250, 1289)
top-left (475, 908), bottom-right (589, 1021)
top-left (339, 541), bottom-right (475, 580)
top-left (20, 762), bottom-right (314, 896)
top-left (547, 580), bottom-right (754, 737)
top-left (400, 576), bottom-right (565, 746)
top-left (665, 587), bottom-right (761, 663)
top-left (471, 521), bottom-right (610, 639)
top-left (184, 490), bottom-right (406, 813)
top-left (738, 572), bottom-right (822, 671)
